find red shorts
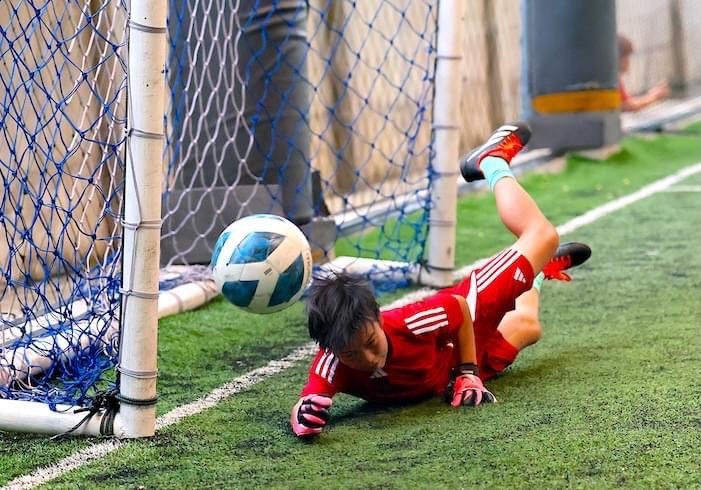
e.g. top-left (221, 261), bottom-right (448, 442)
top-left (442, 248), bottom-right (534, 372)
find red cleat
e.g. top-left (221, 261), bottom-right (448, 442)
top-left (460, 122), bottom-right (532, 182)
top-left (542, 242), bottom-right (592, 282)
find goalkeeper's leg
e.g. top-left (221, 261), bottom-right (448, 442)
top-left (477, 289), bottom-right (541, 381)
top-left (461, 122), bottom-right (559, 273)
top-left (493, 177), bottom-right (559, 274)
top-left (496, 288), bottom-right (542, 351)
top-left (484, 241), bottom-right (593, 360)
top-left (475, 242), bottom-right (593, 380)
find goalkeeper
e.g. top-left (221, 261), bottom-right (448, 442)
top-left (291, 122), bottom-right (591, 438)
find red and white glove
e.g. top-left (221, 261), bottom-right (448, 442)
top-left (448, 363), bottom-right (497, 407)
top-left (290, 394), bottom-right (333, 437)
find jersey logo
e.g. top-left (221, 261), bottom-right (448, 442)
top-left (314, 350), bottom-right (339, 383)
top-left (513, 267), bottom-right (526, 283)
top-left (370, 368), bottom-right (387, 379)
top-left (405, 306), bottom-right (448, 335)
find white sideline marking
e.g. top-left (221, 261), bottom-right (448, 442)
top-left (658, 185), bottom-right (701, 193)
top-left (554, 162), bottom-right (701, 237)
top-left (5, 161), bottom-right (701, 490)
top-left (155, 344), bottom-right (317, 429)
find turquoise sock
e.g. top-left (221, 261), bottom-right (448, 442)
top-left (532, 272), bottom-right (545, 292)
top-left (480, 156), bottom-right (514, 191)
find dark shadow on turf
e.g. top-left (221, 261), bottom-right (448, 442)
top-left (330, 395), bottom-right (436, 423)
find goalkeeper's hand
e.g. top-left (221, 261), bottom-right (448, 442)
top-left (448, 363), bottom-right (497, 407)
top-left (290, 394), bottom-right (333, 437)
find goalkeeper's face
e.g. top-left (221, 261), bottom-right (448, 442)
top-left (337, 321), bottom-right (388, 372)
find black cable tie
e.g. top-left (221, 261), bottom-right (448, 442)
top-left (50, 389), bottom-right (121, 440)
top-left (115, 392), bottom-right (158, 407)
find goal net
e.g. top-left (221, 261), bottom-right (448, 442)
top-left (161, 0), bottom-right (460, 290)
top-left (0, 0), bottom-right (463, 436)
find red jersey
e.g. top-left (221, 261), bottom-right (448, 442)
top-left (301, 293), bottom-right (465, 403)
top-left (300, 248), bottom-right (534, 401)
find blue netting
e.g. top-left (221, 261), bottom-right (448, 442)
top-left (162, 0), bottom-right (439, 293)
top-left (0, 1), bottom-right (128, 405)
top-left (1, 0), bottom-right (440, 407)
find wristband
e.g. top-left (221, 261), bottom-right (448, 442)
top-left (453, 362), bottom-right (479, 377)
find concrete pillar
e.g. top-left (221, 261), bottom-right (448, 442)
top-left (521, 0), bottom-right (621, 154)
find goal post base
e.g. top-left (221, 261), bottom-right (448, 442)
top-left (0, 399), bottom-right (128, 437)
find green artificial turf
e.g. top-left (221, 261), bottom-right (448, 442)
top-left (1, 131), bottom-right (699, 487)
top-left (44, 174), bottom-right (701, 489)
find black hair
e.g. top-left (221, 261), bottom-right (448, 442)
top-left (306, 271), bottom-right (380, 352)
top-left (618, 34), bottom-right (633, 57)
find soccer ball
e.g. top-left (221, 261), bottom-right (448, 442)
top-left (211, 214), bottom-right (313, 314)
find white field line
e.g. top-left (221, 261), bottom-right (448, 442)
top-left (658, 185), bottom-right (701, 192)
top-left (554, 162), bottom-right (701, 236)
top-left (5, 161), bottom-right (701, 490)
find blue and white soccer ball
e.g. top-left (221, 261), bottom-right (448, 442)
top-left (211, 214), bottom-right (313, 314)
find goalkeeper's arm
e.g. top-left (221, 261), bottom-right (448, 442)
top-left (448, 295), bottom-right (496, 407)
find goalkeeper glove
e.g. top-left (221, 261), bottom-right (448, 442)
top-left (447, 363), bottom-right (497, 407)
top-left (290, 394), bottom-right (333, 437)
